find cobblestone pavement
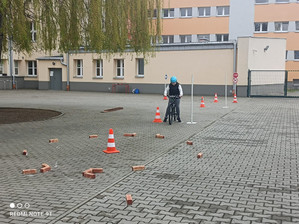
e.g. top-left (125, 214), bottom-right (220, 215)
top-left (0, 90), bottom-right (298, 224)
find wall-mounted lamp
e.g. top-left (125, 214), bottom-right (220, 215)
top-left (264, 45), bottom-right (269, 52)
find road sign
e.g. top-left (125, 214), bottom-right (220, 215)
top-left (233, 72), bottom-right (238, 78)
top-left (233, 77), bottom-right (238, 83)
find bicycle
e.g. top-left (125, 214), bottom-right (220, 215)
top-left (168, 95), bottom-right (179, 125)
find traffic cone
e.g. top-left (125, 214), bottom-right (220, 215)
top-left (214, 93), bottom-right (218, 103)
top-left (233, 94), bottom-right (238, 103)
top-left (163, 95), bottom-right (167, 100)
top-left (153, 107), bottom-right (163, 123)
top-left (200, 97), bottom-right (205, 108)
top-left (103, 129), bottom-right (120, 154)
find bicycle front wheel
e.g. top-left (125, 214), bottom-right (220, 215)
top-left (169, 107), bottom-right (173, 125)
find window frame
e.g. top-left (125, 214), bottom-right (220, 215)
top-left (148, 9), bottom-right (157, 18)
top-left (162, 8), bottom-right (174, 18)
top-left (95, 59), bottom-right (103, 77)
top-left (198, 7), bottom-right (211, 17)
top-left (216, 34), bottom-right (229, 42)
top-left (180, 8), bottom-right (192, 17)
top-left (27, 60), bottom-right (37, 76)
top-left (76, 59), bottom-right (83, 77)
top-left (0, 61), bottom-right (4, 74)
top-left (254, 22), bottom-right (268, 32)
top-left (162, 35), bottom-right (174, 44)
top-left (216, 6), bottom-right (230, 16)
top-left (14, 60), bottom-right (19, 75)
top-left (180, 35), bottom-right (192, 43)
top-left (137, 58), bottom-right (144, 76)
top-left (116, 59), bottom-right (124, 77)
top-left (30, 22), bottom-right (37, 42)
top-left (295, 51), bottom-right (299, 60)
top-left (275, 0), bottom-right (289, 3)
top-left (255, 0), bottom-right (269, 4)
top-left (274, 21), bottom-right (289, 32)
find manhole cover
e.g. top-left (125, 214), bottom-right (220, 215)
top-left (0, 108), bottom-right (62, 124)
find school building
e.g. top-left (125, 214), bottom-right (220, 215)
top-left (0, 0), bottom-right (297, 96)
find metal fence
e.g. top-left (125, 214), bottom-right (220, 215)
top-left (248, 70), bottom-right (299, 97)
top-left (248, 70), bottom-right (287, 97)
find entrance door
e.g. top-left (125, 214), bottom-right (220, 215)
top-left (50, 68), bottom-right (62, 90)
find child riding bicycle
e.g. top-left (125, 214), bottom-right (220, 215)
top-left (163, 76), bottom-right (183, 122)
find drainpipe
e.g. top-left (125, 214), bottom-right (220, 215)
top-left (9, 38), bottom-right (15, 89)
top-left (66, 52), bottom-right (69, 91)
top-left (60, 52), bottom-right (70, 91)
top-left (232, 39), bottom-right (237, 94)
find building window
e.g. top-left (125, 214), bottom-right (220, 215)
top-left (76, 60), bottom-right (83, 76)
top-left (276, 0), bottom-right (289, 2)
top-left (197, 34), bottom-right (210, 42)
top-left (217, 6), bottom-right (229, 16)
top-left (296, 21), bottom-right (299, 31)
top-left (28, 61), bottom-right (37, 76)
top-left (148, 9), bottom-right (157, 18)
top-left (255, 0), bottom-right (269, 3)
top-left (180, 35), bottom-right (192, 43)
top-left (151, 36), bottom-right (159, 45)
top-left (162, 35), bottom-right (174, 44)
top-left (180, 8), bottom-right (192, 17)
top-left (295, 51), bottom-right (299, 60)
top-left (275, 22), bottom-right (289, 32)
top-left (216, 34), bottom-right (229, 42)
top-left (254, 22), bottom-right (268, 32)
top-left (0, 61), bottom-right (3, 74)
top-left (137, 59), bottom-right (144, 76)
top-left (162, 8), bottom-right (174, 18)
top-left (30, 22), bottom-right (37, 42)
top-left (116, 59), bottom-right (124, 77)
top-left (14, 61), bottom-right (19, 75)
top-left (95, 59), bottom-right (103, 77)
top-left (198, 7), bottom-right (211, 17)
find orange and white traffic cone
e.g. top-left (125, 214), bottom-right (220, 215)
top-left (214, 93), bottom-right (218, 103)
top-left (153, 107), bottom-right (163, 123)
top-left (200, 97), bottom-right (205, 108)
top-left (233, 94), bottom-right (238, 103)
top-left (103, 129), bottom-right (120, 154)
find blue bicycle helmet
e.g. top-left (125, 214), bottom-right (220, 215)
top-left (170, 76), bottom-right (177, 83)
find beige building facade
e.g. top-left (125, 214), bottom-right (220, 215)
top-left (0, 37), bottom-right (286, 97)
top-left (0, 0), bottom-right (292, 96)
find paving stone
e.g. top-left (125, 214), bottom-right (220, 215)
top-left (1, 92), bottom-right (299, 224)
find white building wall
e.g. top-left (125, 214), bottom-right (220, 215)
top-left (229, 0), bottom-right (255, 40)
